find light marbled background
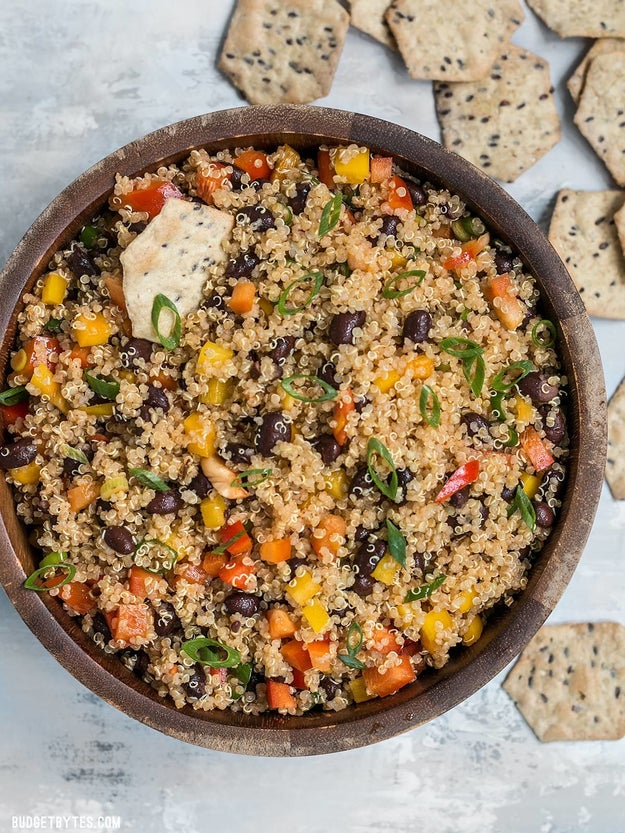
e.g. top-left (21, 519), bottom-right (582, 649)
top-left (1, 2), bottom-right (624, 830)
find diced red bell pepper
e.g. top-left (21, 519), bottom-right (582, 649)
top-left (111, 603), bottom-right (152, 642)
top-left (89, 432), bottom-right (109, 443)
top-left (218, 520), bottom-right (253, 555)
top-left (196, 162), bottom-right (231, 204)
top-left (520, 427), bottom-right (555, 472)
top-left (370, 156), bottom-right (393, 183)
top-left (386, 176), bottom-right (413, 212)
top-left (266, 680), bottom-right (297, 710)
top-left (435, 460), bottom-right (480, 503)
top-left (363, 655), bottom-right (416, 698)
top-left (1, 399), bottom-right (29, 426)
top-left (218, 553), bottom-right (257, 591)
top-left (123, 181), bottom-right (184, 219)
top-left (317, 149), bottom-right (335, 188)
top-left (280, 639), bottom-right (313, 673)
top-left (443, 235), bottom-right (489, 272)
top-left (291, 669), bottom-right (307, 690)
top-left (69, 345), bottom-right (92, 368)
top-left (58, 581), bottom-right (95, 615)
top-left (233, 149), bottom-right (272, 181)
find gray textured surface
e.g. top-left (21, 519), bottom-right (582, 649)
top-left (1, 1), bottom-right (624, 831)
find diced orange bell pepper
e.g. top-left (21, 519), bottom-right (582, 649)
top-left (218, 553), bottom-right (257, 590)
top-left (280, 639), bottom-right (313, 673)
top-left (67, 481), bottom-right (100, 512)
top-left (69, 345), bottom-right (92, 368)
top-left (103, 275), bottom-right (127, 312)
top-left (111, 603), bottom-right (152, 642)
top-left (266, 680), bottom-right (297, 710)
top-left (435, 460), bottom-right (480, 503)
top-left (311, 514), bottom-right (346, 558)
top-left (260, 539), bottom-right (292, 564)
top-left (233, 149), bottom-right (271, 181)
top-left (520, 427), bottom-right (555, 472)
top-left (444, 234), bottom-right (489, 272)
top-left (267, 608), bottom-right (298, 640)
top-left (483, 273), bottom-right (525, 330)
top-left (386, 175), bottom-right (413, 212)
top-left (1, 399), bottom-right (29, 426)
top-left (370, 156), bottom-right (393, 183)
top-left (218, 520), bottom-right (253, 555)
top-left (128, 566), bottom-right (158, 599)
top-left (371, 625), bottom-right (401, 655)
top-left (123, 181), bottom-right (184, 219)
top-left (58, 581), bottom-right (95, 615)
top-left (12, 336), bottom-right (60, 379)
top-left (483, 272), bottom-right (511, 302)
top-left (363, 655), bottom-right (416, 698)
top-left (317, 149), bottom-right (335, 188)
top-left (307, 638), bottom-right (334, 673)
top-left (196, 161), bottom-right (231, 204)
top-left (332, 388), bottom-right (355, 446)
top-left (201, 551), bottom-right (229, 578)
top-left (149, 369), bottom-right (178, 391)
top-left (175, 563), bottom-right (208, 585)
top-left (228, 281), bottom-right (256, 314)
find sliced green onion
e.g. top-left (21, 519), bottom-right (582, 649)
top-left (212, 530), bottom-right (245, 555)
top-left (366, 437), bottom-right (398, 501)
top-left (80, 225), bottom-right (100, 249)
top-left (404, 574), bottom-right (446, 603)
top-left (451, 216), bottom-right (484, 242)
top-left (490, 391), bottom-right (507, 422)
top-left (60, 444), bottom-right (89, 465)
top-left (420, 384), bottom-right (441, 428)
top-left (280, 373), bottom-right (337, 403)
top-left (507, 486), bottom-right (536, 531)
top-left (230, 468), bottom-right (272, 489)
top-left (346, 621), bottom-right (364, 655)
top-left (386, 519), bottom-right (406, 568)
top-left (460, 307), bottom-right (471, 322)
top-left (439, 337), bottom-right (483, 359)
top-left (24, 563), bottom-right (76, 592)
top-left (277, 272), bottom-right (324, 316)
top-left (502, 425), bottom-right (520, 448)
top-left (318, 192), bottom-right (343, 237)
top-left (336, 262), bottom-right (352, 277)
top-left (44, 318), bottom-right (63, 334)
top-left (181, 637), bottom-right (242, 668)
top-left (151, 293), bottom-right (182, 350)
top-left (233, 663), bottom-right (252, 688)
top-left (382, 270), bottom-right (426, 299)
top-left (491, 361), bottom-right (534, 393)
top-left (128, 467), bottom-right (169, 492)
top-left (134, 537), bottom-right (178, 571)
top-left (463, 354), bottom-right (486, 397)
top-left (338, 653), bottom-right (366, 670)
top-left (85, 372), bottom-right (120, 401)
top-left (280, 204), bottom-right (294, 227)
top-left (0, 386), bottom-right (28, 406)
top-left (532, 319), bottom-right (556, 348)
top-left (39, 551), bottom-right (66, 567)
top-left (100, 475), bottom-right (129, 501)
top-left (451, 219), bottom-right (472, 243)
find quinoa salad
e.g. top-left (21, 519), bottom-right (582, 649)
top-left (0, 142), bottom-right (568, 715)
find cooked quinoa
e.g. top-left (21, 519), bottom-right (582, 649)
top-left (0, 142), bottom-right (568, 714)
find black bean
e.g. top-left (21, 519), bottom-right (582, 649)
top-left (128, 220), bottom-right (147, 235)
top-left (184, 666), bottom-right (206, 699)
top-left (225, 250), bottom-right (260, 279)
top-left (354, 524), bottom-right (369, 542)
top-left (393, 467), bottom-right (414, 505)
top-left (287, 557), bottom-right (307, 576)
top-left (189, 470), bottom-right (211, 499)
top-left (236, 205), bottom-right (275, 231)
top-left (370, 214), bottom-right (399, 244)
top-left (0, 438), bottom-right (37, 471)
top-left (354, 538), bottom-right (386, 577)
top-left (317, 360), bottom-right (338, 389)
top-left (205, 291), bottom-right (226, 310)
top-left (267, 335), bottom-right (295, 371)
top-left (329, 310), bottom-right (366, 345)
top-left (225, 592), bottom-right (260, 617)
top-left (92, 612), bottom-right (112, 642)
top-left (133, 650), bottom-right (149, 679)
top-left (494, 250), bottom-right (515, 275)
top-left (501, 485), bottom-right (516, 503)
top-left (478, 500), bottom-right (489, 523)
top-left (120, 338), bottom-right (153, 369)
top-left (154, 601), bottom-right (180, 636)
top-left (247, 669), bottom-right (266, 691)
top-left (256, 411), bottom-right (291, 456)
top-left (349, 465), bottom-right (374, 498)
top-left (315, 434), bottom-right (342, 465)
top-left (229, 166), bottom-right (245, 190)
top-left (66, 245), bottom-right (99, 278)
top-left (403, 309), bottom-right (432, 344)
top-left (144, 385), bottom-right (170, 413)
top-left (146, 490), bottom-right (182, 515)
top-left (288, 181), bottom-right (311, 215)
top-left (224, 443), bottom-right (254, 465)
top-left (319, 677), bottom-right (341, 700)
top-left (413, 552), bottom-right (426, 575)
top-left (449, 485), bottom-right (469, 509)
top-left (517, 372), bottom-right (558, 405)
top-left (406, 181), bottom-right (427, 206)
top-left (351, 573), bottom-right (375, 597)
top-left (104, 525), bottom-right (135, 554)
top-left (541, 407), bottom-right (566, 445)
top-left (534, 501), bottom-right (555, 528)
top-left (354, 395), bottom-right (368, 414)
top-left (248, 348), bottom-right (261, 380)
top-left (461, 411), bottom-right (491, 438)
top-left (62, 443), bottom-right (93, 478)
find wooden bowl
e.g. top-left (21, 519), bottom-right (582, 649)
top-left (0, 105), bottom-right (606, 756)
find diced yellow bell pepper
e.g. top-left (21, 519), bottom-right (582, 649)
top-left (521, 472), bottom-right (541, 499)
top-left (373, 369), bottom-right (401, 394)
top-left (396, 601), bottom-right (417, 623)
top-left (118, 370), bottom-right (136, 383)
top-left (287, 570), bottom-right (322, 606)
top-left (515, 395), bottom-right (533, 423)
top-left (324, 469), bottom-right (348, 500)
top-left (333, 147), bottom-right (370, 185)
top-left (201, 378), bottom-right (234, 406)
top-left (11, 349), bottom-right (28, 373)
top-left (196, 341), bottom-right (234, 375)
top-left (390, 251), bottom-right (407, 270)
top-left (81, 403), bottom-right (114, 416)
top-left (200, 494), bottom-right (227, 529)
top-left (406, 355), bottom-right (435, 380)
top-left (73, 312), bottom-right (111, 347)
top-left (270, 144), bottom-right (302, 183)
top-left (259, 297), bottom-right (274, 317)
top-left (41, 272), bottom-right (68, 305)
top-left (420, 609), bottom-right (453, 654)
top-left (349, 677), bottom-right (375, 703)
top-left (301, 599), bottom-right (330, 634)
top-left (9, 462), bottom-right (41, 485)
top-left (100, 475), bottom-right (128, 501)
top-left (184, 412), bottom-right (216, 458)
top-left (455, 587), bottom-right (478, 614)
top-left (30, 364), bottom-right (69, 413)
top-left (462, 615), bottom-right (483, 646)
top-left (371, 552), bottom-right (399, 586)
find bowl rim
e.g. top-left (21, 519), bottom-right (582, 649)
top-left (0, 104), bottom-right (607, 756)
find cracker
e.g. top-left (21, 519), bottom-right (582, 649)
top-left (526, 0), bottom-right (625, 38)
top-left (350, 0), bottom-right (396, 50)
top-left (385, 0), bottom-right (524, 82)
top-left (434, 45), bottom-right (560, 182)
top-left (503, 623), bottom-right (625, 742)
top-left (567, 38), bottom-right (625, 104)
top-left (607, 378), bottom-right (625, 500)
top-left (218, 0), bottom-right (350, 105)
top-left (614, 202), bottom-right (625, 256)
top-left (121, 199), bottom-right (233, 342)
top-left (548, 190), bottom-right (625, 319)
top-left (573, 52), bottom-right (625, 187)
